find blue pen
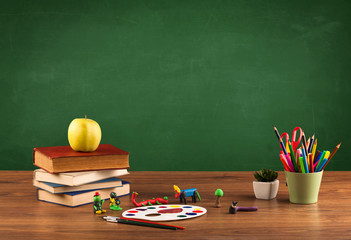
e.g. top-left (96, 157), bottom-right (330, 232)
top-left (302, 146), bottom-right (309, 173)
top-left (316, 158), bottom-right (328, 172)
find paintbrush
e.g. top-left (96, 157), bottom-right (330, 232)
top-left (103, 216), bottom-right (185, 230)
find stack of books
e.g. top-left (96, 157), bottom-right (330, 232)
top-left (32, 144), bottom-right (130, 207)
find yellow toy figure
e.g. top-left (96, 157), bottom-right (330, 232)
top-left (93, 192), bottom-right (106, 214)
top-left (109, 192), bottom-right (122, 211)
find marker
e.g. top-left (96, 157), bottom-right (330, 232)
top-left (314, 151), bottom-right (326, 171)
top-left (299, 157), bottom-right (306, 173)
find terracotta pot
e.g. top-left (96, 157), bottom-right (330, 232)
top-left (253, 179), bottom-right (279, 200)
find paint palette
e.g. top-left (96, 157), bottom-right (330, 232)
top-left (122, 204), bottom-right (207, 222)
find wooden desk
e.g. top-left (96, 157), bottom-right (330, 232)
top-left (1, 171), bottom-right (350, 239)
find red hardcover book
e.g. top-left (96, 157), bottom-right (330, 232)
top-left (33, 144), bottom-right (130, 173)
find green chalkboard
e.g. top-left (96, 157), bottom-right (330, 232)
top-left (1, 0), bottom-right (351, 171)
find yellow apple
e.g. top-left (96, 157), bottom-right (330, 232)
top-left (68, 116), bottom-right (102, 152)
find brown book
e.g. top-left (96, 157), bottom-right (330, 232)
top-left (33, 144), bottom-right (130, 173)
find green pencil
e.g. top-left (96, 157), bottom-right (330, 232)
top-left (288, 141), bottom-right (298, 172)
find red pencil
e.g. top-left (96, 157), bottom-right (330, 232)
top-left (120, 217), bottom-right (185, 230)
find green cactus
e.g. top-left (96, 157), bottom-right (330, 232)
top-left (254, 168), bottom-right (278, 182)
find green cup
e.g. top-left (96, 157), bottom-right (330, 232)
top-left (285, 171), bottom-right (323, 204)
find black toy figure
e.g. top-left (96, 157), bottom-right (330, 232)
top-left (229, 201), bottom-right (258, 214)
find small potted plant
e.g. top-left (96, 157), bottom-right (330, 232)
top-left (253, 169), bottom-right (279, 200)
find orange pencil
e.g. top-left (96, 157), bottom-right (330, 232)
top-left (321, 143), bottom-right (341, 171)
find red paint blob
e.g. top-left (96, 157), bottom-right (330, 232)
top-left (193, 210), bottom-right (203, 213)
top-left (127, 210), bottom-right (138, 213)
top-left (158, 208), bottom-right (183, 214)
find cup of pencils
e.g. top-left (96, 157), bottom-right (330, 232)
top-left (273, 126), bottom-right (341, 204)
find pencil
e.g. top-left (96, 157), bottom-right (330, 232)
top-left (308, 134), bottom-right (315, 154)
top-left (288, 141), bottom-right (298, 172)
top-left (301, 133), bottom-right (308, 155)
top-left (321, 143), bottom-right (341, 171)
top-left (118, 219), bottom-right (178, 230)
top-left (280, 154), bottom-right (291, 171)
top-left (316, 158), bottom-right (328, 172)
top-left (314, 151), bottom-right (326, 171)
top-left (282, 154), bottom-right (295, 172)
top-left (273, 126), bottom-right (281, 141)
top-left (301, 146), bottom-right (309, 173)
top-left (311, 139), bottom-right (318, 161)
top-left (120, 217), bottom-right (185, 230)
top-left (273, 126), bottom-right (288, 155)
top-left (309, 153), bottom-right (314, 173)
top-left (314, 150), bottom-right (321, 163)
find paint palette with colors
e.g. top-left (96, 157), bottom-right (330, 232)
top-left (122, 204), bottom-right (207, 222)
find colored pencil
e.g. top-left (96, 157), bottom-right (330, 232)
top-left (301, 146), bottom-right (309, 173)
top-left (120, 217), bottom-right (185, 230)
top-left (316, 158), bottom-right (328, 172)
top-left (118, 218), bottom-right (178, 230)
top-left (282, 154), bottom-right (295, 172)
top-left (273, 126), bottom-right (281, 141)
top-left (306, 138), bottom-right (310, 153)
top-left (309, 153), bottom-right (314, 173)
top-left (273, 126), bottom-right (289, 155)
top-left (280, 154), bottom-right (291, 171)
top-left (311, 139), bottom-right (318, 161)
top-left (288, 141), bottom-right (298, 172)
top-left (301, 133), bottom-right (308, 155)
top-left (321, 143), bottom-right (341, 171)
top-left (308, 134), bottom-right (315, 154)
top-left (314, 151), bottom-right (326, 171)
top-left (314, 150), bottom-right (321, 163)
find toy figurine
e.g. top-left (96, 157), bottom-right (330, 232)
top-left (173, 185), bottom-right (201, 204)
top-left (214, 189), bottom-right (223, 208)
top-left (131, 192), bottom-right (168, 207)
top-left (109, 192), bottom-right (122, 211)
top-left (229, 201), bottom-right (258, 214)
top-left (93, 192), bottom-right (106, 214)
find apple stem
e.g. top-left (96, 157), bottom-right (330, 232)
top-left (85, 115), bottom-right (87, 120)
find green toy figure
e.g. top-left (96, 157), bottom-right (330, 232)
top-left (93, 192), bottom-right (106, 214)
top-left (109, 192), bottom-right (122, 211)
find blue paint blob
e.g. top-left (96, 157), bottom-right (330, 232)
top-left (186, 212), bottom-right (197, 216)
top-left (136, 209), bottom-right (147, 211)
top-left (125, 214), bottom-right (135, 216)
top-left (182, 206), bottom-right (192, 208)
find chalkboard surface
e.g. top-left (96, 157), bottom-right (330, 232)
top-left (1, 1), bottom-right (350, 171)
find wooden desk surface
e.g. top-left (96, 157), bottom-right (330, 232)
top-left (1, 171), bottom-right (350, 239)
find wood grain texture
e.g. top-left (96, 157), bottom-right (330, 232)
top-left (1, 171), bottom-right (351, 239)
